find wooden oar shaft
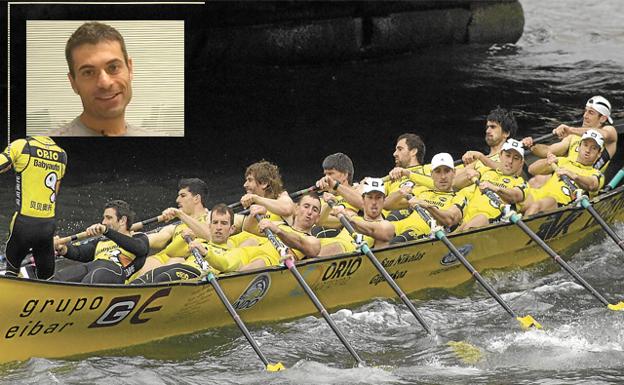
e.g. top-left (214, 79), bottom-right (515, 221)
top-left (434, 231), bottom-right (518, 318)
top-left (255, 214), bottom-right (364, 366)
top-left (183, 236), bottom-right (281, 371)
top-left (510, 215), bottom-right (610, 306)
top-left (330, 203), bottom-right (432, 335)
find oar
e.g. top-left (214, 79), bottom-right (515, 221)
top-left (236, 186), bottom-right (320, 216)
top-left (555, 169), bottom-right (624, 253)
top-left (254, 214), bottom-right (365, 367)
top-left (406, 197), bottom-right (540, 329)
top-left (476, 179), bottom-right (624, 311)
top-left (55, 214), bottom-right (166, 245)
top-left (183, 236), bottom-right (285, 372)
top-left (604, 167), bottom-right (624, 192)
top-left (326, 200), bottom-right (432, 334)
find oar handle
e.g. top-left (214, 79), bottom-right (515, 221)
top-left (183, 235), bottom-right (209, 270)
top-left (254, 214), bottom-right (290, 259)
top-left (57, 214), bottom-right (166, 245)
top-left (234, 186), bottom-right (320, 216)
top-left (130, 214), bottom-right (166, 231)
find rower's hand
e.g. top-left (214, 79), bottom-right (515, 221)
top-left (553, 124), bottom-right (571, 139)
top-left (408, 197), bottom-right (429, 209)
top-left (161, 207), bottom-right (180, 222)
top-left (462, 151), bottom-right (483, 165)
top-left (240, 193), bottom-right (257, 208)
top-left (399, 184), bottom-right (412, 197)
top-left (389, 167), bottom-right (408, 181)
top-left (478, 181), bottom-right (497, 193)
top-left (465, 168), bottom-right (480, 181)
top-left (86, 223), bottom-right (107, 237)
top-left (181, 228), bottom-right (195, 239)
top-left (521, 136), bottom-right (534, 149)
top-left (321, 192), bottom-right (337, 203)
top-left (249, 204), bottom-right (267, 218)
top-left (188, 240), bottom-right (207, 256)
top-left (556, 168), bottom-right (577, 180)
top-left (330, 205), bottom-right (346, 218)
top-left (316, 175), bottom-right (336, 191)
top-left (53, 236), bottom-right (68, 256)
top-left (258, 219), bottom-right (278, 234)
top-left (546, 153), bottom-right (558, 166)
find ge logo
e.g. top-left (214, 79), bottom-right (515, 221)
top-left (45, 172), bottom-right (58, 202)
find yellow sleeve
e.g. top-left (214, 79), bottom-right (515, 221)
top-left (408, 171), bottom-right (434, 189)
top-left (1, 139), bottom-right (27, 170)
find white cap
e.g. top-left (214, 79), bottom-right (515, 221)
top-left (581, 129), bottom-right (605, 149)
top-left (501, 138), bottom-right (524, 158)
top-left (430, 153), bottom-right (454, 170)
top-left (586, 96), bottom-right (613, 124)
top-left (362, 177), bottom-right (386, 195)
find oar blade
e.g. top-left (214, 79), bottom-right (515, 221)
top-left (266, 362), bottom-right (286, 372)
top-left (607, 302), bottom-right (624, 311)
top-left (446, 340), bottom-right (483, 364)
top-left (517, 315), bottom-right (542, 330)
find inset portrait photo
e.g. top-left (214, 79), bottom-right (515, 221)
top-left (27, 20), bottom-right (184, 137)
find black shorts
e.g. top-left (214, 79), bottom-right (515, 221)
top-left (130, 263), bottom-right (201, 284)
top-left (55, 259), bottom-right (126, 284)
top-left (5, 214), bottom-right (56, 279)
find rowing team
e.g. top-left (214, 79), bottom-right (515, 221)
top-left (18, 96), bottom-right (622, 285)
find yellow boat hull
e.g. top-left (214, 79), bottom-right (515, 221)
top-left (1, 187), bottom-right (623, 363)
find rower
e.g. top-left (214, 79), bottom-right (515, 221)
top-left (54, 200), bottom-right (149, 283)
top-left (385, 133), bottom-right (431, 219)
top-left (229, 160), bottom-right (295, 247)
top-left (523, 96), bottom-right (617, 188)
top-left (0, 136), bottom-right (67, 280)
top-left (455, 107), bottom-right (518, 187)
top-left (523, 130), bottom-right (605, 215)
top-left (131, 203), bottom-right (235, 283)
top-left (455, 139), bottom-right (527, 231)
top-left (391, 153), bottom-right (468, 243)
top-left (203, 192), bottom-right (321, 273)
top-left (313, 152), bottom-right (362, 256)
top-left (331, 178), bottom-right (395, 249)
top-left (133, 178), bottom-right (211, 278)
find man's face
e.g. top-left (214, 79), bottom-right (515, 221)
top-left (485, 121), bottom-right (507, 147)
top-left (243, 174), bottom-right (267, 196)
top-left (577, 139), bottom-right (601, 166)
top-left (362, 191), bottom-right (384, 219)
top-left (210, 211), bottom-right (233, 244)
top-left (432, 166), bottom-right (455, 192)
top-left (323, 168), bottom-right (348, 185)
top-left (294, 195), bottom-right (321, 231)
top-left (583, 107), bottom-right (607, 128)
top-left (102, 207), bottom-right (123, 231)
top-left (500, 150), bottom-right (524, 176)
top-left (393, 139), bottom-right (416, 167)
top-left (176, 187), bottom-right (197, 215)
top-left (68, 40), bottom-right (133, 123)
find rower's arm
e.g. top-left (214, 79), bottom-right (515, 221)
top-left (147, 224), bottom-right (176, 250)
top-left (559, 170), bottom-right (601, 192)
top-left (335, 183), bottom-right (364, 209)
top-left (176, 210), bottom-right (211, 241)
top-left (275, 228), bottom-right (321, 258)
top-left (241, 214), bottom-right (263, 236)
top-left (567, 126), bottom-right (617, 144)
top-left (252, 191), bottom-right (295, 217)
top-left (63, 240), bottom-right (97, 262)
top-left (105, 230), bottom-right (150, 258)
top-left (491, 185), bottom-right (525, 204)
top-left (407, 171), bottom-right (434, 189)
top-left (383, 190), bottom-right (409, 210)
top-left (426, 205), bottom-right (463, 228)
top-left (348, 216), bottom-right (395, 243)
top-left (528, 157), bottom-right (555, 175)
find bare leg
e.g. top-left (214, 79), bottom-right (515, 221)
top-left (238, 258), bottom-right (268, 271)
top-left (135, 256), bottom-right (163, 277)
top-left (457, 214), bottom-right (489, 231)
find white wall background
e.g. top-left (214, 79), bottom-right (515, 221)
top-left (26, 20), bottom-right (185, 137)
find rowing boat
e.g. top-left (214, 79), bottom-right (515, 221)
top-left (1, 185), bottom-right (623, 364)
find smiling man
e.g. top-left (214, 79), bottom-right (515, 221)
top-left (49, 22), bottom-right (150, 136)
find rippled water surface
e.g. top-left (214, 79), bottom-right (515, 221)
top-left (2, 0), bottom-right (624, 383)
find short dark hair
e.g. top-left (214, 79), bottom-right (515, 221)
top-left (322, 153), bottom-right (354, 184)
top-left (245, 160), bottom-right (284, 199)
top-left (487, 107), bottom-right (518, 138)
top-left (104, 200), bottom-right (134, 230)
top-left (178, 178), bottom-right (209, 206)
top-left (66, 22), bottom-right (129, 78)
top-left (210, 203), bottom-right (234, 226)
top-left (397, 133), bottom-right (426, 164)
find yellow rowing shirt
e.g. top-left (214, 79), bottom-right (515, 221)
top-left (387, 164), bottom-right (432, 195)
top-left (152, 214), bottom-right (209, 263)
top-left (462, 167), bottom-right (527, 223)
top-left (0, 137), bottom-right (67, 218)
top-left (392, 186), bottom-right (468, 237)
top-left (527, 157), bottom-right (604, 205)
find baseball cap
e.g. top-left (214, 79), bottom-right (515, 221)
top-left (581, 129), bottom-right (605, 149)
top-left (586, 96), bottom-right (613, 124)
top-left (501, 138), bottom-right (524, 158)
top-left (430, 153), bottom-right (454, 170)
top-left (362, 177), bottom-right (385, 195)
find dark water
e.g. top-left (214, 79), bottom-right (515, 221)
top-left (2, 0), bottom-right (624, 383)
